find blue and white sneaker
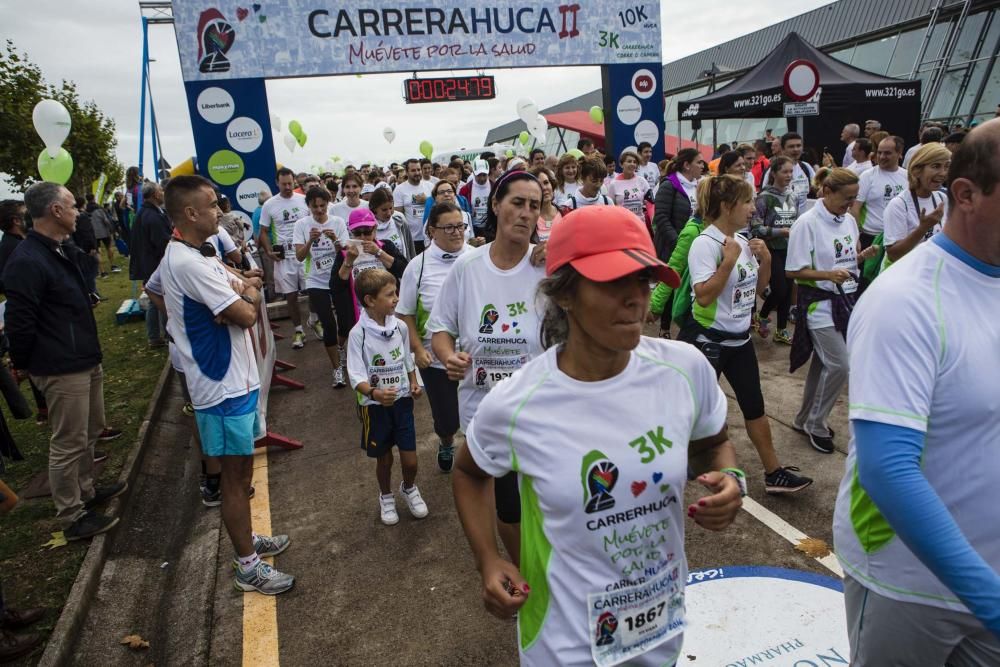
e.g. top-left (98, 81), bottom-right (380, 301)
top-left (253, 533), bottom-right (290, 557)
top-left (234, 559), bottom-right (294, 595)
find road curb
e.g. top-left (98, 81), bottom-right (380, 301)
top-left (37, 360), bottom-right (175, 667)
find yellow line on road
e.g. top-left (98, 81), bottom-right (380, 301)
top-left (243, 449), bottom-right (280, 666)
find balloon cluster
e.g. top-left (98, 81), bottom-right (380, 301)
top-left (270, 113), bottom-right (307, 153)
top-left (515, 98), bottom-right (548, 147)
top-left (33, 100), bottom-right (73, 184)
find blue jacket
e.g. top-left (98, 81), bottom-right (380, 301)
top-left (3, 230), bottom-right (102, 376)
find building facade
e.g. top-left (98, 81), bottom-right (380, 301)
top-left (486, 0), bottom-right (1000, 152)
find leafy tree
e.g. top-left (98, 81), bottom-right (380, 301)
top-left (0, 40), bottom-right (123, 197)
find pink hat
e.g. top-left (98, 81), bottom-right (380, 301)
top-left (348, 207), bottom-right (377, 230)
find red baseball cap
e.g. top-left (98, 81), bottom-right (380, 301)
top-left (546, 206), bottom-right (680, 287)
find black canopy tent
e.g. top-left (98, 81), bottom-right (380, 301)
top-left (677, 32), bottom-right (922, 163)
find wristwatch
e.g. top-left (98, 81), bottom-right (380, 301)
top-left (720, 468), bottom-right (748, 498)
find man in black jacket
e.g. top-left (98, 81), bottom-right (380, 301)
top-left (73, 196), bottom-right (101, 300)
top-left (129, 182), bottom-right (171, 346)
top-left (3, 182), bottom-right (126, 541)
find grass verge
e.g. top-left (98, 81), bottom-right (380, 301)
top-left (0, 267), bottom-right (166, 665)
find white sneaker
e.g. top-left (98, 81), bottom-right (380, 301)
top-left (400, 482), bottom-right (428, 519)
top-left (292, 331), bottom-right (306, 349)
top-left (379, 493), bottom-right (399, 525)
top-left (333, 367), bottom-right (346, 388)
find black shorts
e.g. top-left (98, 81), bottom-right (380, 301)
top-left (421, 366), bottom-right (460, 439)
top-left (358, 397), bottom-right (416, 458)
top-left (695, 339), bottom-right (765, 421)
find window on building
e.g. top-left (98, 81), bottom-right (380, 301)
top-left (929, 67), bottom-right (966, 119)
top-left (888, 29), bottom-right (926, 77)
top-left (830, 45), bottom-right (855, 65)
top-left (851, 37), bottom-right (895, 75)
top-left (974, 53), bottom-right (1000, 117)
top-left (952, 11), bottom-right (988, 63)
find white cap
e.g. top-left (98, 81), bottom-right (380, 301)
top-left (473, 159), bottom-right (489, 175)
top-left (360, 184), bottom-right (375, 194)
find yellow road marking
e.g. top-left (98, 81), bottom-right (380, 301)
top-left (242, 449), bottom-right (280, 666)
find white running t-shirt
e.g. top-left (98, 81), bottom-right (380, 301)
top-left (397, 241), bottom-right (467, 370)
top-left (607, 175), bottom-right (650, 221)
top-left (393, 180), bottom-right (434, 242)
top-left (259, 193), bottom-right (308, 250)
top-left (786, 200), bottom-right (861, 329)
top-left (329, 198), bottom-right (368, 224)
top-left (292, 216), bottom-right (346, 290)
top-left (688, 225), bottom-right (758, 345)
top-left (158, 242), bottom-right (260, 410)
top-left (856, 166), bottom-right (908, 234)
top-left (834, 235), bottom-right (1000, 613)
top-left (425, 243), bottom-right (545, 429)
top-left (469, 181), bottom-right (492, 228)
top-left (882, 190), bottom-right (947, 247)
top-left (639, 162), bottom-right (660, 193)
top-left (466, 337), bottom-right (728, 667)
top-left (346, 313), bottom-right (415, 407)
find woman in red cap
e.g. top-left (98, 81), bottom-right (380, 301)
top-left (452, 205), bottom-right (743, 667)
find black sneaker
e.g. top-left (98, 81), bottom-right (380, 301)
top-left (84, 481), bottom-right (128, 510)
top-left (64, 511), bottom-right (119, 541)
top-left (98, 427), bottom-right (123, 441)
top-left (764, 466), bottom-right (813, 494)
top-left (808, 432), bottom-right (836, 454)
top-left (793, 422), bottom-right (835, 439)
top-left (93, 450), bottom-right (109, 464)
top-left (202, 484), bottom-right (255, 507)
top-left (437, 443), bottom-right (455, 472)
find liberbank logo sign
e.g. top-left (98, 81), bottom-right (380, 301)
top-left (172, 0), bottom-right (662, 82)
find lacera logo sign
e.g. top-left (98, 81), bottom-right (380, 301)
top-left (225, 117), bottom-right (263, 153)
top-left (197, 8), bottom-right (235, 73)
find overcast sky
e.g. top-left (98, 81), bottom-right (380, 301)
top-left (0, 0), bottom-right (833, 195)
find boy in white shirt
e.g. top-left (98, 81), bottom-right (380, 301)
top-left (346, 268), bottom-right (427, 526)
top-left (562, 156), bottom-right (612, 211)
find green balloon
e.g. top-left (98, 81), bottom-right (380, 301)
top-left (518, 130), bottom-right (531, 146)
top-left (37, 148), bottom-right (73, 185)
top-left (505, 149), bottom-right (515, 158)
top-left (297, 132), bottom-right (307, 148)
top-left (419, 140), bottom-right (433, 159)
top-left (567, 148), bottom-right (584, 159)
top-left (589, 106), bottom-right (604, 124)
top-left (288, 120), bottom-right (304, 141)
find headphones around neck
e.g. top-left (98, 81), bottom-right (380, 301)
top-left (173, 237), bottom-right (217, 257)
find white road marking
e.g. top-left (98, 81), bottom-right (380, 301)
top-left (741, 497), bottom-right (844, 578)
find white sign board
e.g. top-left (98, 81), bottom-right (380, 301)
top-left (173, 1), bottom-right (663, 82)
top-left (784, 101), bottom-right (820, 117)
top-left (679, 566), bottom-right (849, 666)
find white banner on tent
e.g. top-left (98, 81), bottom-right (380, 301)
top-left (173, 1), bottom-right (662, 82)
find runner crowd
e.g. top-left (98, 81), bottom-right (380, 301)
top-left (1, 114), bottom-right (997, 666)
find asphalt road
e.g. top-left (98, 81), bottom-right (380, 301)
top-left (70, 318), bottom-right (852, 666)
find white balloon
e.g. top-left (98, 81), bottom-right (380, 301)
top-left (283, 133), bottom-right (296, 153)
top-left (32, 99), bottom-right (72, 158)
top-left (383, 127), bottom-right (396, 144)
top-left (530, 114), bottom-right (548, 142)
top-left (516, 97), bottom-right (538, 125)
top-left (270, 113), bottom-right (282, 132)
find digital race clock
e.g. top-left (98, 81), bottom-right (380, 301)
top-left (403, 75), bottom-right (496, 104)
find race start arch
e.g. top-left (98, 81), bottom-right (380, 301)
top-left (170, 1), bottom-right (664, 211)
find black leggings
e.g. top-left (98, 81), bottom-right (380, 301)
top-left (306, 288), bottom-right (339, 347)
top-left (695, 339), bottom-right (765, 421)
top-left (759, 248), bottom-right (792, 329)
top-left (421, 366), bottom-right (459, 440)
top-left (495, 472), bottom-right (520, 524)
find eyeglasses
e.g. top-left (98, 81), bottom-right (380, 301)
top-left (436, 189), bottom-right (455, 196)
top-left (430, 223), bottom-right (468, 235)
top-left (351, 227), bottom-right (375, 237)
